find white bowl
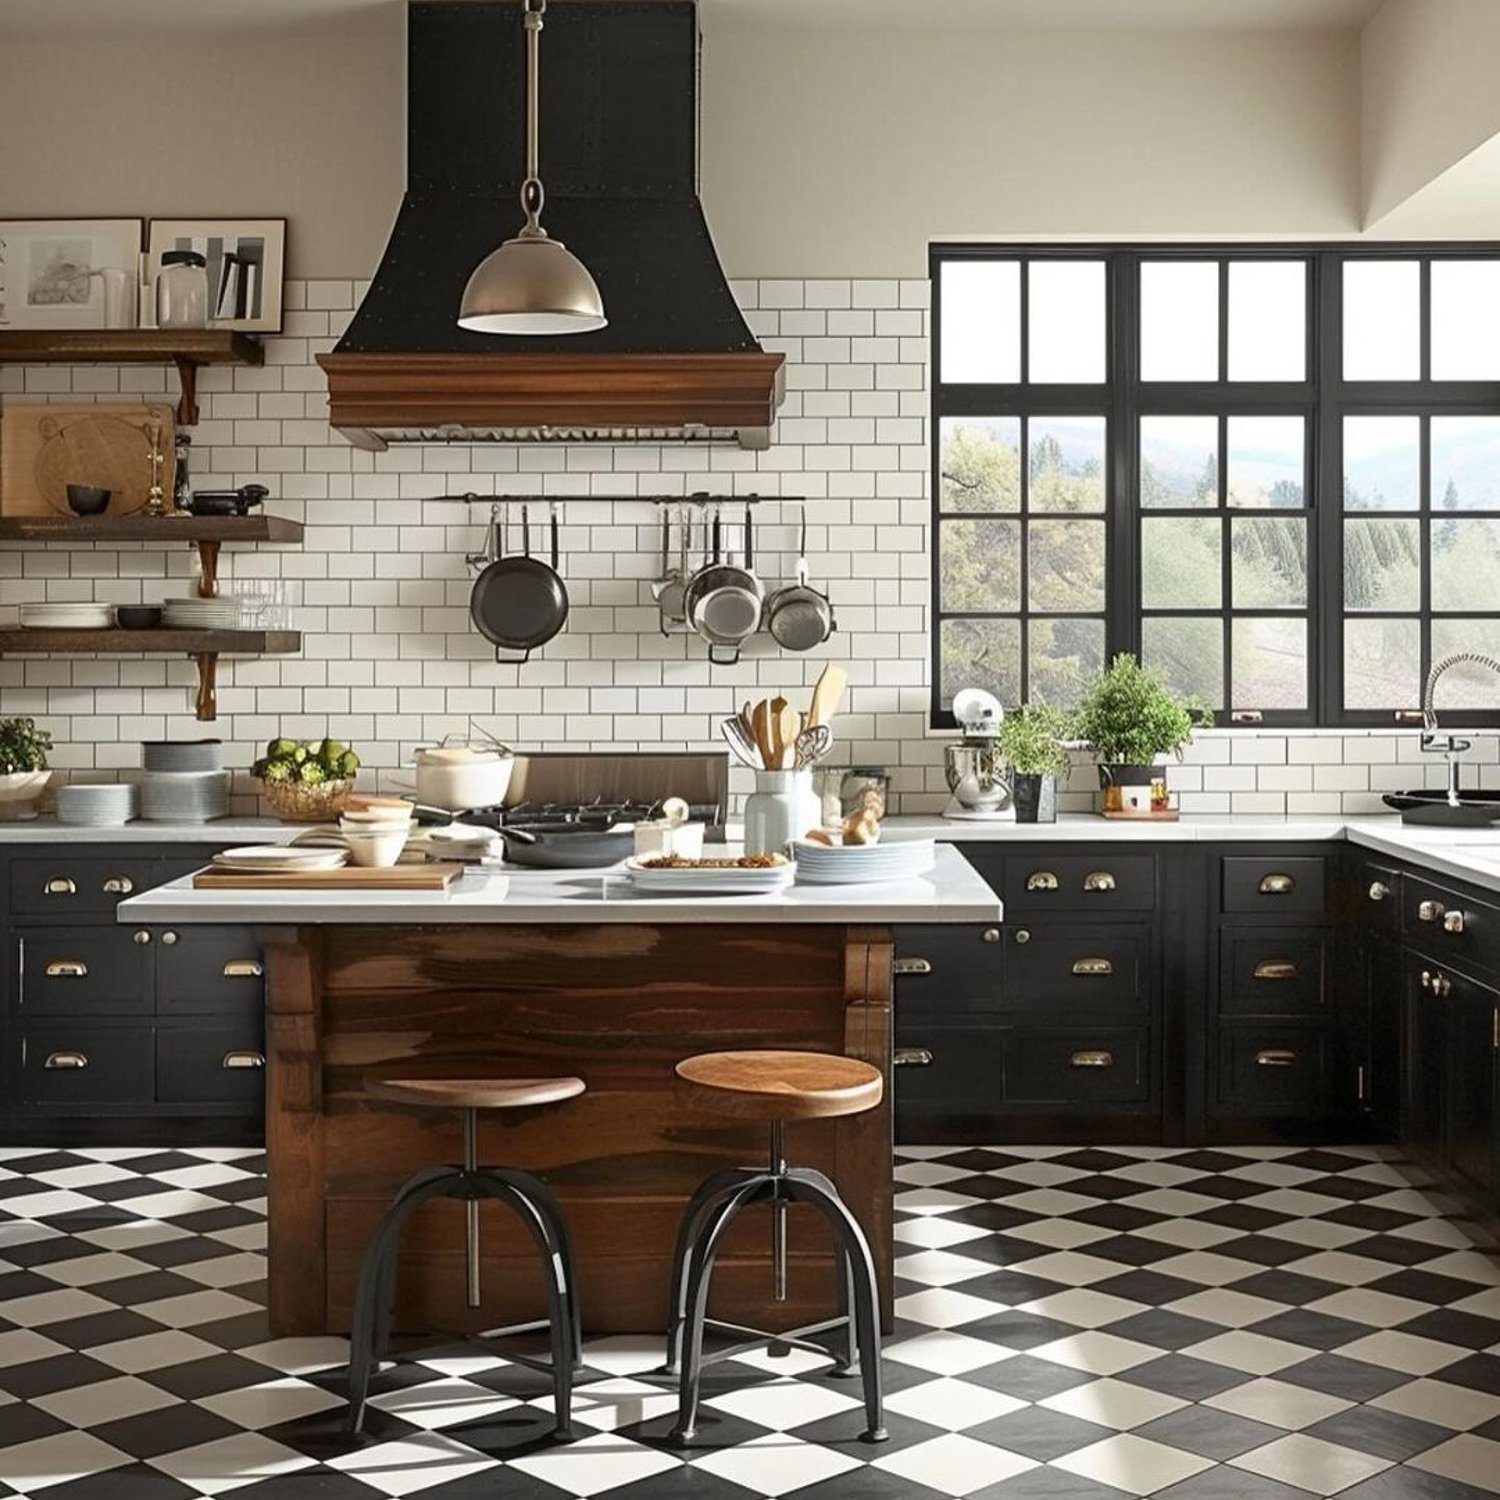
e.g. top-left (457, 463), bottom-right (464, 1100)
top-left (0, 769), bottom-right (51, 819)
top-left (342, 826), bottom-right (409, 868)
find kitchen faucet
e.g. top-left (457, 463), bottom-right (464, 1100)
top-left (1421, 651), bottom-right (1500, 805)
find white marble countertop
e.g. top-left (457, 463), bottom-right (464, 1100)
top-left (117, 842), bottom-right (1005, 926)
top-left (878, 813), bottom-right (1351, 843)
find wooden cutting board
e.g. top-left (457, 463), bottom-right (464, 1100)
top-left (193, 862), bottom-right (465, 890)
top-left (1, 403), bottom-right (176, 518)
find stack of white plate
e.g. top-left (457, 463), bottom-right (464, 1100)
top-left (20, 603), bottom-right (114, 630)
top-left (56, 782), bottom-right (137, 826)
top-left (792, 837), bottom-right (936, 885)
top-left (140, 769), bottom-right (230, 822)
top-left (142, 739), bottom-right (223, 773)
top-left (212, 845), bottom-right (349, 874)
top-left (163, 596), bottom-right (240, 630)
top-left (622, 857), bottom-right (795, 896)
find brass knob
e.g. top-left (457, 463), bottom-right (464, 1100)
top-left (1368, 881), bottom-right (1390, 902)
top-left (1025, 871), bottom-right (1059, 892)
top-left (982, 928), bottom-right (1001, 944)
top-left (1256, 1049), bottom-right (1298, 1067)
top-left (1072, 957), bottom-right (1114, 976)
top-left (1444, 910), bottom-right (1466, 934)
top-left (161, 931), bottom-right (178, 946)
top-left (133, 930), bottom-right (151, 945)
top-left (1436, 974), bottom-right (1453, 997)
top-left (1014, 929), bottom-right (1030, 944)
top-left (222, 959), bottom-right (264, 979)
top-left (892, 1047), bottom-right (933, 1068)
top-left (43, 1050), bottom-right (87, 1070)
top-left (1421, 970), bottom-right (1432, 990)
top-left (1259, 873), bottom-right (1295, 894)
top-left (44, 961), bottom-right (87, 978)
top-left (1418, 899), bottom-right (1445, 922)
top-left (102, 876), bottom-right (133, 895)
top-left (1083, 871), bottom-right (1116, 892)
top-left (1071, 1050), bottom-right (1114, 1068)
top-left (44, 877), bottom-right (76, 896)
top-left (221, 1050), bottom-right (266, 1070)
top-left (1254, 961), bottom-right (1298, 981)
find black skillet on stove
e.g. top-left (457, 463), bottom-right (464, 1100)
top-left (416, 804), bottom-right (641, 868)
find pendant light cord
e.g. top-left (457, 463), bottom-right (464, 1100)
top-left (520, 0), bottom-right (547, 238)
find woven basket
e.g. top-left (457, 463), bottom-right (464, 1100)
top-left (261, 777), bottom-right (354, 823)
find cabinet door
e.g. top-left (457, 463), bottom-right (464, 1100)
top-left (155, 926), bottom-right (265, 1014)
top-left (1361, 936), bottom-right (1402, 1135)
top-left (1403, 955), bottom-right (1447, 1162)
top-left (1447, 972), bottom-right (1499, 1210)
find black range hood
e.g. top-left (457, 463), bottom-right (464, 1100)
top-left (319, 0), bottom-right (784, 449)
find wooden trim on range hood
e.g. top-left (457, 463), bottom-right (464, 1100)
top-left (316, 350), bottom-right (786, 451)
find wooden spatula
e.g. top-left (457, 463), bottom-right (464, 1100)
top-left (751, 699), bottom-right (776, 769)
top-left (771, 696), bottom-right (799, 770)
top-left (807, 664), bottom-right (848, 728)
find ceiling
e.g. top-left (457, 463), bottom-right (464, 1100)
top-left (0, 0), bottom-right (1386, 33)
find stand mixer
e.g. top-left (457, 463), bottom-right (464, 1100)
top-left (943, 687), bottom-right (1014, 821)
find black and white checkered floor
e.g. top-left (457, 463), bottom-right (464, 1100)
top-left (3, 1146), bottom-right (1500, 1499)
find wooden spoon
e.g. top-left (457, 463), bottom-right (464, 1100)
top-left (772, 697), bottom-right (799, 770)
top-left (751, 699), bottom-right (776, 769)
top-left (807, 664), bottom-right (848, 729)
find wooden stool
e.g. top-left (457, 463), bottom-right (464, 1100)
top-left (665, 1049), bottom-right (886, 1443)
top-left (344, 1076), bottom-right (586, 1436)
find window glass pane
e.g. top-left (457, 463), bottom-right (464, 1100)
top-left (1228, 261), bottom-right (1306, 381)
top-left (939, 618), bottom-right (1020, 709)
top-left (1344, 415), bottom-right (1420, 511)
top-left (1028, 417), bottom-right (1106, 513)
top-left (1431, 261), bottom-right (1500, 380)
top-left (1028, 261), bottom-right (1106, 383)
top-left (1142, 516), bottom-right (1221, 608)
top-left (1232, 515), bottom-right (1307, 608)
top-left (1344, 517), bottom-right (1420, 611)
top-left (1431, 619), bottom-right (1500, 708)
top-left (1141, 416), bottom-right (1218, 509)
top-left (1343, 260), bottom-right (1420, 380)
top-left (1432, 518), bottom-right (1500, 611)
top-left (1345, 618), bottom-right (1420, 710)
top-left (1142, 616), bottom-right (1222, 705)
top-left (1029, 520), bottom-right (1106, 612)
top-left (940, 260), bottom-right (1020, 383)
top-left (1232, 617), bottom-right (1307, 709)
top-left (1432, 416), bottom-right (1500, 511)
top-left (1140, 261), bottom-right (1218, 381)
top-left (940, 519), bottom-right (1020, 611)
top-left (1029, 617), bottom-right (1104, 707)
top-left (939, 418), bottom-right (1020, 513)
top-left (1227, 416), bottom-right (1304, 509)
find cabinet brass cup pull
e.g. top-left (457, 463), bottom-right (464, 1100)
top-left (44, 961), bottom-right (88, 978)
top-left (1258, 873), bottom-right (1295, 894)
top-left (1254, 960), bottom-right (1298, 981)
top-left (1071, 1049), bottom-right (1114, 1068)
top-left (1368, 881), bottom-right (1390, 902)
top-left (1444, 910), bottom-right (1467, 934)
top-left (44, 877), bottom-right (76, 896)
top-left (1255, 1048), bottom-right (1298, 1067)
top-left (222, 959), bottom-right (265, 979)
top-left (1025, 871), bottom-right (1059, 891)
top-left (1083, 871), bottom-right (1116, 892)
top-left (221, 1050), bottom-right (266, 1070)
top-left (43, 1050), bottom-right (87, 1070)
top-left (892, 1047), bottom-right (933, 1068)
top-left (1072, 957), bottom-right (1114, 976)
top-left (1418, 899), bottom-right (1445, 922)
top-left (102, 876), bottom-right (133, 895)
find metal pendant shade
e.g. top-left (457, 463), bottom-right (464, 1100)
top-left (458, 0), bottom-right (606, 336)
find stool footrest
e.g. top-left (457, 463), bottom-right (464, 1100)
top-left (685, 1315), bottom-right (852, 1370)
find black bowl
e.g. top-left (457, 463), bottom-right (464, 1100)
top-left (66, 484), bottom-right (112, 517)
top-left (116, 605), bottom-right (162, 630)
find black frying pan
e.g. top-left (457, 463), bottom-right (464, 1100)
top-left (492, 821), bottom-right (637, 868)
top-left (469, 504), bottom-right (568, 662)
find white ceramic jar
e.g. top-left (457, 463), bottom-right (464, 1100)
top-left (743, 768), bottom-right (821, 857)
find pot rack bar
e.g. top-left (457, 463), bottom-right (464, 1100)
top-left (421, 492), bottom-right (804, 507)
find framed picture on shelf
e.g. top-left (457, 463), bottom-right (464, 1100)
top-left (146, 218), bottom-right (286, 334)
top-left (0, 219), bottom-right (143, 330)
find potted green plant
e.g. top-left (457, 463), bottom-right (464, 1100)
top-left (997, 704), bottom-right (1071, 824)
top-left (0, 717), bottom-right (53, 821)
top-left (1073, 654), bottom-right (1203, 813)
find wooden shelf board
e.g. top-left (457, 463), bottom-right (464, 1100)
top-left (0, 515), bottom-right (302, 544)
top-left (0, 628), bottom-right (300, 654)
top-left (0, 329), bottom-right (264, 367)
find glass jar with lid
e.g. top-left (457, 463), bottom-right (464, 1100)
top-left (155, 249), bottom-right (210, 330)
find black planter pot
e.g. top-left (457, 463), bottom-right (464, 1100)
top-left (1097, 763), bottom-right (1155, 790)
top-left (1012, 773), bottom-right (1056, 824)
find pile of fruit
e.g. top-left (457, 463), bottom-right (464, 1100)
top-left (252, 738), bottom-right (360, 786)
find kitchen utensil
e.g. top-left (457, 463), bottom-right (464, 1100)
top-left (807, 663), bottom-right (848, 728)
top-left (469, 503), bottom-right (569, 662)
top-left (493, 818), bottom-right (638, 869)
top-left (944, 687), bottom-right (1011, 817)
top-left (719, 716), bottom-right (762, 770)
top-left (792, 837), bottom-right (936, 885)
top-left (66, 485), bottom-right (112, 517)
top-left (622, 856), bottom-right (794, 896)
top-left (55, 781), bottom-right (138, 827)
top-left (19, 603), bottom-right (115, 630)
top-left (116, 605), bottom-right (162, 630)
top-left (653, 505), bottom-right (691, 631)
top-left (1, 404), bottom-right (175, 518)
top-left (684, 504), bottom-right (763, 666)
top-left (772, 697), bottom-right (799, 770)
top-left (633, 817), bottom-right (706, 861)
top-left (189, 483), bottom-right (268, 517)
top-left (744, 768), bottom-right (822, 856)
top-left (765, 504), bottom-right (835, 652)
top-left (340, 824), bottom-right (410, 868)
top-left (750, 699), bottom-right (776, 768)
top-left (143, 738), bottom-right (223, 773)
top-left (194, 862), bottom-right (464, 891)
top-left (795, 723), bottom-right (833, 767)
top-left (411, 739), bottom-right (514, 811)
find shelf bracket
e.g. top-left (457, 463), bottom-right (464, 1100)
top-left (192, 652), bottom-right (218, 721)
top-left (196, 539), bottom-right (221, 598)
top-left (172, 356), bottom-right (202, 427)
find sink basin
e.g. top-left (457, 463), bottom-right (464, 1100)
top-left (1383, 789), bottom-right (1500, 826)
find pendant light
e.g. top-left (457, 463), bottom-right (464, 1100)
top-left (458, 0), bottom-right (607, 335)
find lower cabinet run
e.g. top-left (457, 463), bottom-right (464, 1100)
top-left (2, 847), bottom-right (265, 1143)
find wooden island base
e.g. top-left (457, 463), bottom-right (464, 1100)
top-left (263, 922), bottom-right (894, 1339)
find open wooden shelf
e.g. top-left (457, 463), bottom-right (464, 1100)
top-left (0, 627), bottom-right (300, 722)
top-left (0, 514), bottom-right (301, 544)
top-left (0, 330), bottom-right (264, 426)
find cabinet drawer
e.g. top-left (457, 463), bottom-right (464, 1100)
top-left (1217, 1025), bottom-right (1327, 1114)
top-left (1004, 1027), bottom-right (1150, 1105)
top-left (18, 1024), bottom-right (154, 1105)
top-left (156, 1022), bottom-right (266, 1107)
top-left (995, 853), bottom-right (1156, 913)
top-left (892, 1022), bottom-right (1002, 1117)
top-left (8, 857), bottom-right (159, 917)
top-left (1222, 856), bottom-right (1326, 914)
top-left (1007, 925), bottom-right (1147, 1012)
top-left (1404, 876), bottom-right (1500, 976)
top-left (1221, 930), bottom-right (1326, 1016)
top-left (16, 928), bottom-right (153, 1016)
top-left (155, 926), bottom-right (265, 1014)
top-left (891, 923), bottom-right (1003, 1010)
top-left (1359, 862), bottom-right (1401, 934)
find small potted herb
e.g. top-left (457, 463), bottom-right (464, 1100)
top-left (997, 704), bottom-right (1071, 824)
top-left (1073, 654), bottom-right (1204, 813)
top-left (0, 717), bottom-right (53, 821)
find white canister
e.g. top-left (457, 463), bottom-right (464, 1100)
top-left (744, 769), bottom-right (821, 857)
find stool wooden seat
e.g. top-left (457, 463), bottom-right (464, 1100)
top-left (675, 1050), bottom-right (882, 1121)
top-left (369, 1076), bottom-right (586, 1111)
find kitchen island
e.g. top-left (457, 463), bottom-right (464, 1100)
top-left (121, 846), bottom-right (1001, 1339)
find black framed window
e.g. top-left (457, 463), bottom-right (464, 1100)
top-left (930, 242), bottom-right (1500, 729)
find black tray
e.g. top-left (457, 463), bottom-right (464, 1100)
top-left (1382, 789), bottom-right (1500, 826)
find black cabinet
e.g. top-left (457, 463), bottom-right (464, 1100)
top-left (1447, 971), bottom-right (1498, 1209)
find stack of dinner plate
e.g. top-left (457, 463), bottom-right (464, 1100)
top-left (56, 782), bottom-right (137, 826)
top-left (792, 837), bottom-right (936, 885)
top-left (211, 845), bottom-right (348, 874)
top-left (139, 768), bottom-right (230, 822)
top-left (142, 739), bottom-right (223, 773)
top-left (20, 602), bottom-right (114, 630)
top-left (163, 596), bottom-right (241, 630)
